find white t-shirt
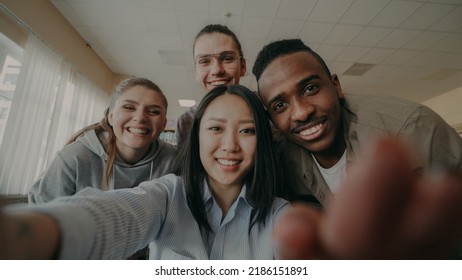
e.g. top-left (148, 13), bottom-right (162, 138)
top-left (312, 150), bottom-right (347, 194)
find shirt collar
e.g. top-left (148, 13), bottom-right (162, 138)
top-left (201, 178), bottom-right (252, 209)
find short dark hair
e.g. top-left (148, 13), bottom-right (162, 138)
top-left (193, 24), bottom-right (244, 58)
top-left (252, 39), bottom-right (332, 81)
top-left (170, 85), bottom-right (281, 234)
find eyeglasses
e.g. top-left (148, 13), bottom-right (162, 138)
top-left (194, 51), bottom-right (242, 71)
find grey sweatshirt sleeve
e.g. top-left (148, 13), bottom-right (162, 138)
top-left (28, 153), bottom-right (77, 204)
top-left (22, 175), bottom-right (176, 259)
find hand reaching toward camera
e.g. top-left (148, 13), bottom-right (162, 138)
top-left (0, 200), bottom-right (60, 259)
top-left (274, 137), bottom-right (462, 259)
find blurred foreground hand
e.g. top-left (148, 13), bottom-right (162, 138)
top-left (274, 137), bottom-right (462, 259)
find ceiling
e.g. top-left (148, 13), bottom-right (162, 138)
top-left (49, 0), bottom-right (462, 121)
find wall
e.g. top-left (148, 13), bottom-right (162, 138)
top-left (423, 86), bottom-right (462, 129)
top-left (0, 0), bottom-right (114, 93)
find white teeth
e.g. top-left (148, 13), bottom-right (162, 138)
top-left (217, 159), bottom-right (240, 166)
top-left (210, 80), bottom-right (227, 86)
top-left (128, 127), bottom-right (148, 134)
top-left (300, 123), bottom-right (322, 136)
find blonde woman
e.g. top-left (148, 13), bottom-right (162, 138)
top-left (28, 77), bottom-right (177, 259)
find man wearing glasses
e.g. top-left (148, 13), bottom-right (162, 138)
top-left (175, 24), bottom-right (247, 149)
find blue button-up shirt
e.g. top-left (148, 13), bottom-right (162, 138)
top-left (21, 173), bottom-right (289, 259)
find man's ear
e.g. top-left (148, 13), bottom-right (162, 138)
top-left (161, 117), bottom-right (167, 131)
top-left (331, 74), bottom-right (345, 100)
top-left (240, 58), bottom-right (247, 77)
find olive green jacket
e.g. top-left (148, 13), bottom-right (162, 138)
top-left (278, 94), bottom-right (462, 206)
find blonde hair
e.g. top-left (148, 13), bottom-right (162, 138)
top-left (65, 77), bottom-right (167, 190)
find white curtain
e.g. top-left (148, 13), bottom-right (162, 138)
top-left (0, 34), bottom-right (109, 195)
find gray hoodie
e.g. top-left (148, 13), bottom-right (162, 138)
top-left (29, 129), bottom-right (178, 203)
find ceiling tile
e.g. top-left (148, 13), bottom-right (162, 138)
top-left (364, 64), bottom-right (399, 78)
top-left (151, 33), bottom-right (184, 52)
top-left (423, 68), bottom-right (460, 80)
top-left (243, 0), bottom-right (280, 18)
top-left (86, 27), bottom-right (136, 48)
top-left (402, 31), bottom-right (448, 50)
top-left (276, 0), bottom-right (317, 20)
top-left (299, 21), bottom-right (335, 44)
top-left (73, 2), bottom-right (147, 29)
top-left (316, 44), bottom-right (345, 60)
top-left (428, 0), bottom-right (462, 4)
top-left (209, 13), bottom-right (242, 34)
top-left (392, 65), bottom-right (439, 79)
top-left (323, 24), bottom-right (364, 45)
top-left (383, 50), bottom-right (419, 65)
top-left (240, 17), bottom-right (273, 39)
top-left (174, 0), bottom-right (208, 13)
top-left (335, 46), bottom-right (371, 62)
top-left (102, 46), bottom-right (136, 63)
top-left (142, 9), bottom-right (179, 33)
top-left (51, 1), bottom-right (86, 27)
top-left (359, 48), bottom-right (395, 64)
top-left (158, 50), bottom-right (188, 66)
top-left (403, 51), bottom-right (443, 67)
top-left (337, 74), bottom-right (359, 86)
top-left (443, 70), bottom-right (462, 81)
top-left (428, 6), bottom-right (462, 32)
top-left (350, 76), bottom-right (379, 87)
top-left (376, 29), bottom-right (420, 48)
top-left (330, 61), bottom-right (355, 75)
top-left (370, 1), bottom-right (423, 27)
top-left (267, 19), bottom-right (305, 41)
top-left (137, 0), bottom-right (175, 10)
top-left (399, 3), bottom-right (455, 30)
top-left (209, 0), bottom-right (246, 15)
top-left (339, 0), bottom-right (390, 25)
top-left (431, 53), bottom-right (462, 69)
top-left (350, 27), bottom-right (392, 47)
top-left (308, 0), bottom-right (354, 23)
top-left (49, 0), bottom-right (462, 120)
top-left (176, 11), bottom-right (209, 35)
top-left (98, 0), bottom-right (138, 6)
top-left (180, 33), bottom-right (196, 56)
top-left (426, 33), bottom-right (462, 52)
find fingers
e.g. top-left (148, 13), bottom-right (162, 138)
top-left (273, 203), bottom-right (324, 259)
top-left (321, 137), bottom-right (417, 259)
top-left (275, 136), bottom-right (462, 260)
top-left (395, 172), bottom-right (462, 259)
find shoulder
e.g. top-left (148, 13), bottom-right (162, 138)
top-left (137, 173), bottom-right (184, 197)
top-left (176, 105), bottom-right (197, 122)
top-left (58, 140), bottom-right (97, 161)
top-left (343, 94), bottom-right (428, 132)
top-left (271, 197), bottom-right (290, 217)
top-left (345, 94), bottom-right (422, 118)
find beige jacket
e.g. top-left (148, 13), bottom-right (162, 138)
top-left (278, 94), bottom-right (462, 206)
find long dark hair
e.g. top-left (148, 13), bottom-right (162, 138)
top-left (170, 85), bottom-right (281, 234)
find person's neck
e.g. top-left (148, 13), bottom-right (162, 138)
top-left (208, 180), bottom-right (242, 221)
top-left (117, 144), bottom-right (152, 164)
top-left (312, 136), bottom-right (346, 169)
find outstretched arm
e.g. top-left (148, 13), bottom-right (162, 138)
top-left (274, 137), bottom-right (462, 259)
top-left (0, 205), bottom-right (60, 259)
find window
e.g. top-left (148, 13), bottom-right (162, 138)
top-left (0, 33), bottom-right (109, 195)
top-left (0, 33), bottom-right (23, 147)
